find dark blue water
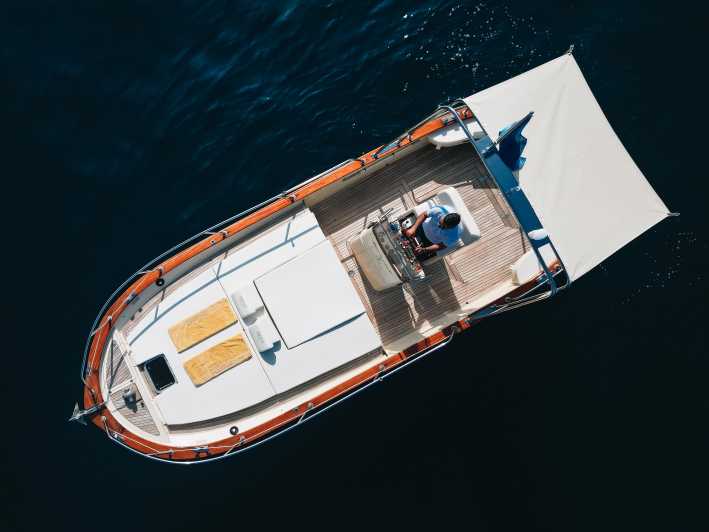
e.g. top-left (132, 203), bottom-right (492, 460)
top-left (3, 2), bottom-right (707, 530)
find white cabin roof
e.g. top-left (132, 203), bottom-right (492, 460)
top-left (126, 209), bottom-right (381, 425)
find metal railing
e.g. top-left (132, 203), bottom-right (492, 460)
top-left (466, 267), bottom-right (568, 324)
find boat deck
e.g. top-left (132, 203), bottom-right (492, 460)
top-left (104, 339), bottom-right (160, 436)
top-left (312, 143), bottom-right (528, 348)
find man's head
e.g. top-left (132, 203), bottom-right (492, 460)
top-left (440, 212), bottom-right (461, 229)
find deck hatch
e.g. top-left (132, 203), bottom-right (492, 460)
top-left (143, 354), bottom-right (175, 392)
top-left (254, 241), bottom-right (366, 348)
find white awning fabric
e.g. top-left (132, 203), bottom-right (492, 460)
top-left (463, 54), bottom-right (669, 280)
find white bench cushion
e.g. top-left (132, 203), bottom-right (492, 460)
top-left (247, 315), bottom-right (280, 352)
top-left (231, 283), bottom-right (264, 319)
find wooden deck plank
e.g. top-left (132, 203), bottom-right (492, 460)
top-left (110, 386), bottom-right (161, 436)
top-left (312, 143), bottom-right (528, 347)
top-left (106, 339), bottom-right (131, 389)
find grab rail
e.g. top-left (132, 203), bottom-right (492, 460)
top-left (282, 158), bottom-right (358, 195)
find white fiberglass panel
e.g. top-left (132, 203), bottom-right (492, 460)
top-left (255, 240), bottom-right (367, 348)
top-left (257, 312), bottom-right (381, 394)
top-left (214, 208), bottom-right (326, 295)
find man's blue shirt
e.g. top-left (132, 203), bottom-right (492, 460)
top-left (422, 206), bottom-right (462, 247)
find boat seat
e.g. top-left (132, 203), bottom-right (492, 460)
top-left (247, 314), bottom-right (280, 353)
top-left (510, 244), bottom-right (557, 285)
top-left (408, 187), bottom-right (481, 263)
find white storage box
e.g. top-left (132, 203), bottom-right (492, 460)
top-left (231, 283), bottom-right (264, 319)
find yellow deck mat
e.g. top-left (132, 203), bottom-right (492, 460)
top-left (168, 298), bottom-right (237, 353)
top-left (183, 334), bottom-right (252, 386)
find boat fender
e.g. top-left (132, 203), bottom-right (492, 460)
top-left (229, 426), bottom-right (239, 435)
top-left (527, 229), bottom-right (548, 241)
top-left (155, 278), bottom-right (165, 287)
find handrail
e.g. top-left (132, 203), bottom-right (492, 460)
top-left (466, 267), bottom-right (568, 324)
top-left (80, 158), bottom-right (358, 384)
top-left (371, 106), bottom-right (452, 160)
top-left (282, 158), bottom-right (358, 195)
top-left (100, 329), bottom-right (457, 465)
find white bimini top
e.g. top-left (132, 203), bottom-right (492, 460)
top-left (463, 53), bottom-right (669, 281)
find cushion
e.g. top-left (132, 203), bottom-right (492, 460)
top-left (231, 283), bottom-right (264, 319)
top-left (183, 334), bottom-right (252, 386)
top-left (247, 315), bottom-right (281, 352)
top-left (168, 298), bottom-right (237, 353)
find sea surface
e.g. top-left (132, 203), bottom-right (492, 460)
top-left (2, 2), bottom-right (707, 531)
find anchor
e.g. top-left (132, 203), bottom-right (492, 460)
top-left (68, 402), bottom-right (103, 425)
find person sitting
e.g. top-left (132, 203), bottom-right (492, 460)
top-left (403, 206), bottom-right (462, 257)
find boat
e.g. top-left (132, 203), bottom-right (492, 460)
top-left (71, 51), bottom-right (673, 463)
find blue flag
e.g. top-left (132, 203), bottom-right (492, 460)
top-left (497, 112), bottom-right (533, 172)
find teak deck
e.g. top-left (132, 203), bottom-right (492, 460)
top-left (105, 340), bottom-right (160, 436)
top-left (312, 143), bottom-right (528, 347)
